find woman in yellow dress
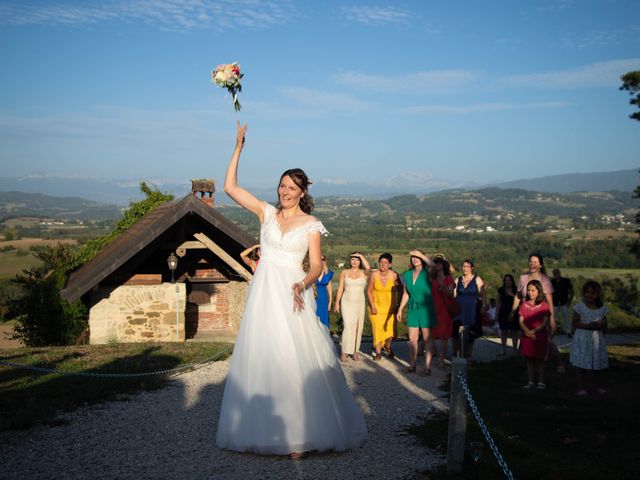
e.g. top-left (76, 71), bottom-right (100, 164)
top-left (367, 252), bottom-right (400, 360)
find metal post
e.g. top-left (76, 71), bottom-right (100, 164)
top-left (175, 283), bottom-right (180, 342)
top-left (447, 357), bottom-right (468, 472)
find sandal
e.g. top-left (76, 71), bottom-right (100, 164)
top-left (418, 368), bottom-right (432, 377)
top-left (536, 383), bottom-right (546, 391)
top-left (523, 382), bottom-right (535, 390)
top-left (405, 365), bottom-right (416, 373)
top-left (339, 353), bottom-right (348, 362)
top-left (289, 452), bottom-right (304, 459)
top-left (374, 353), bottom-right (382, 361)
top-left (352, 352), bottom-right (361, 362)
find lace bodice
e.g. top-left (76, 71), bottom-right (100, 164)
top-left (259, 203), bottom-right (328, 269)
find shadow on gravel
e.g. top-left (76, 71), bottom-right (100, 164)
top-left (0, 347), bottom-right (180, 431)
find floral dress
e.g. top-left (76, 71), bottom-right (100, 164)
top-left (570, 302), bottom-right (608, 370)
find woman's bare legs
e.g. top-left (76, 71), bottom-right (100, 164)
top-left (407, 328), bottom-right (419, 371)
top-left (421, 327), bottom-right (433, 372)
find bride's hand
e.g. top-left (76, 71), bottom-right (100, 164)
top-left (236, 120), bottom-right (247, 149)
top-left (292, 282), bottom-right (305, 312)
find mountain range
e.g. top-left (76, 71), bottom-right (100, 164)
top-left (0, 168), bottom-right (637, 207)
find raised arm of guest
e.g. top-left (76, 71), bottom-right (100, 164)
top-left (409, 249), bottom-right (434, 269)
top-left (356, 253), bottom-right (371, 276)
top-left (240, 244), bottom-right (260, 273)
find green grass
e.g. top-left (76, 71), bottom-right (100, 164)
top-left (0, 250), bottom-right (41, 279)
top-left (561, 267), bottom-right (640, 280)
top-left (411, 345), bottom-right (640, 480)
top-left (0, 342), bottom-right (232, 431)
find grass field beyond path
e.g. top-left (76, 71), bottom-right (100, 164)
top-left (413, 345), bottom-right (640, 480)
top-left (0, 342), bottom-right (232, 431)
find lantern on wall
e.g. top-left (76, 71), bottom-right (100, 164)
top-left (167, 252), bottom-right (178, 283)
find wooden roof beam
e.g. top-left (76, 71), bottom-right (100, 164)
top-left (193, 232), bottom-right (253, 282)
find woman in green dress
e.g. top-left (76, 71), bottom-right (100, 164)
top-left (397, 250), bottom-right (438, 375)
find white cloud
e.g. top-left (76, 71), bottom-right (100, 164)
top-left (333, 70), bottom-right (479, 93)
top-left (560, 29), bottom-right (626, 49)
top-left (279, 87), bottom-right (373, 113)
top-left (500, 59), bottom-right (640, 88)
top-left (0, 0), bottom-right (297, 30)
top-left (339, 5), bottom-right (411, 26)
top-left (403, 101), bottom-right (569, 114)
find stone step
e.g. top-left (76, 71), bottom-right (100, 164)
top-left (186, 329), bottom-right (236, 343)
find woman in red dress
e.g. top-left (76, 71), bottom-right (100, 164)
top-left (519, 279), bottom-right (550, 390)
top-left (430, 253), bottom-right (455, 368)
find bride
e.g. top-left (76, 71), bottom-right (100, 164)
top-left (215, 122), bottom-right (367, 456)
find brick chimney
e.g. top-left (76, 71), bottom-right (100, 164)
top-left (191, 179), bottom-right (215, 207)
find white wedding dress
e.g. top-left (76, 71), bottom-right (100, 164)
top-left (216, 203), bottom-right (367, 455)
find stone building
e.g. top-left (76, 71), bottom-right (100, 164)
top-left (60, 180), bottom-right (256, 344)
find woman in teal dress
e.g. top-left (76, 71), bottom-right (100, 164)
top-left (397, 250), bottom-right (438, 375)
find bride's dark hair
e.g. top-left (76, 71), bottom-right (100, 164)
top-left (276, 168), bottom-right (315, 214)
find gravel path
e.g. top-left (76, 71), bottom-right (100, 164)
top-left (0, 341), bottom-right (448, 479)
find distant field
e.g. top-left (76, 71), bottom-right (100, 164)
top-left (561, 267), bottom-right (640, 279)
top-left (0, 238), bottom-right (77, 279)
top-left (0, 238), bottom-right (77, 249)
top-left (534, 229), bottom-right (636, 240)
top-left (0, 252), bottom-right (41, 278)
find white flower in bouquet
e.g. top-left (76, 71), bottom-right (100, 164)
top-left (211, 62), bottom-right (243, 111)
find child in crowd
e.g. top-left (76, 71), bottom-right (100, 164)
top-left (519, 280), bottom-right (550, 390)
top-left (570, 280), bottom-right (609, 396)
top-left (482, 298), bottom-right (499, 336)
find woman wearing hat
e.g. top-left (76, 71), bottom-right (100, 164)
top-left (429, 253), bottom-right (455, 367)
top-left (334, 252), bottom-right (371, 361)
top-left (397, 250), bottom-right (437, 374)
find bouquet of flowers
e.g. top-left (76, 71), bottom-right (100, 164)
top-left (211, 62), bottom-right (243, 111)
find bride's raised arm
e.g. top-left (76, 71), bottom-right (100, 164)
top-left (223, 121), bottom-right (265, 222)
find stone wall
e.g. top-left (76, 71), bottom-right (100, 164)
top-left (89, 283), bottom-right (186, 344)
top-left (228, 281), bottom-right (249, 333)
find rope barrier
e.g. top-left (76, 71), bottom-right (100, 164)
top-left (0, 344), bottom-right (234, 379)
top-left (456, 370), bottom-right (517, 480)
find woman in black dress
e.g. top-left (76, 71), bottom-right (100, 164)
top-left (496, 274), bottom-right (518, 355)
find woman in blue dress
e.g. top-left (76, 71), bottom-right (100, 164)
top-left (315, 255), bottom-right (334, 330)
top-left (453, 259), bottom-right (486, 360)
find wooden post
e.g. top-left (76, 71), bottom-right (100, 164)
top-left (193, 232), bottom-right (253, 282)
top-left (447, 357), bottom-right (468, 472)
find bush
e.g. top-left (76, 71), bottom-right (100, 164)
top-left (8, 268), bottom-right (87, 346)
top-left (0, 278), bottom-right (23, 322)
top-left (607, 305), bottom-right (640, 331)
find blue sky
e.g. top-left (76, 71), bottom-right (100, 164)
top-left (0, 0), bottom-right (639, 191)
